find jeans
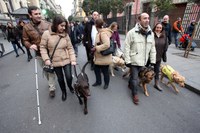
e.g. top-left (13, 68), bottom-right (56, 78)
top-left (72, 43), bottom-right (78, 56)
top-left (154, 60), bottom-right (161, 80)
top-left (37, 57), bottom-right (56, 91)
top-left (94, 65), bottom-right (110, 85)
top-left (129, 66), bottom-right (143, 95)
top-left (11, 41), bottom-right (25, 56)
top-left (173, 32), bottom-right (180, 47)
top-left (54, 64), bottom-right (73, 92)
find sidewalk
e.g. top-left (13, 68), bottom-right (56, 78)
top-left (119, 34), bottom-right (200, 95)
top-left (1, 35), bottom-right (200, 94)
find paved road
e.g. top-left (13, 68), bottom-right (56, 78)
top-left (0, 44), bottom-right (200, 133)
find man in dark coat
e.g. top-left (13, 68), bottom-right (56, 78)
top-left (162, 15), bottom-right (172, 45)
top-left (83, 11), bottom-right (99, 70)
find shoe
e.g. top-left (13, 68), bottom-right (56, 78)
top-left (62, 91), bottom-right (67, 101)
top-left (154, 85), bottom-right (162, 91)
top-left (92, 82), bottom-right (101, 87)
top-left (69, 87), bottom-right (74, 93)
top-left (16, 55), bottom-right (19, 57)
top-left (103, 84), bottom-right (108, 89)
top-left (49, 90), bottom-right (55, 98)
top-left (133, 95), bottom-right (139, 105)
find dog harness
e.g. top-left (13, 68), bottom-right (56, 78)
top-left (161, 65), bottom-right (175, 82)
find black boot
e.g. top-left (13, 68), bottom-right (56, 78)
top-left (154, 80), bottom-right (162, 91)
top-left (61, 90), bottom-right (67, 101)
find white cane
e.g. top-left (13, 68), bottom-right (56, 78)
top-left (34, 56), bottom-right (42, 125)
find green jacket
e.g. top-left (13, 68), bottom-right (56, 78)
top-left (124, 23), bottom-right (156, 66)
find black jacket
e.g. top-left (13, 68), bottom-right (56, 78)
top-left (83, 19), bottom-right (95, 48)
top-left (162, 22), bottom-right (172, 45)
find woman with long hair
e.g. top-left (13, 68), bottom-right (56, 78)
top-left (152, 22), bottom-right (168, 91)
top-left (40, 15), bottom-right (76, 101)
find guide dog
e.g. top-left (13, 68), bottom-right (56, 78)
top-left (110, 56), bottom-right (126, 76)
top-left (124, 67), bottom-right (155, 96)
top-left (110, 48), bottom-right (126, 76)
top-left (160, 64), bottom-right (185, 93)
top-left (74, 62), bottom-right (90, 115)
top-left (138, 67), bottom-right (155, 96)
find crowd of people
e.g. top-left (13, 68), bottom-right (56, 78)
top-left (0, 6), bottom-right (197, 105)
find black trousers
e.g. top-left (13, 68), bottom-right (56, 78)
top-left (94, 65), bottom-right (110, 85)
top-left (54, 64), bottom-right (73, 92)
top-left (129, 65), bottom-right (143, 95)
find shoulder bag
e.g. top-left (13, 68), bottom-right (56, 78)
top-left (99, 33), bottom-right (116, 56)
top-left (43, 36), bottom-right (62, 73)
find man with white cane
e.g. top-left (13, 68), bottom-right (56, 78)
top-left (23, 6), bottom-right (56, 98)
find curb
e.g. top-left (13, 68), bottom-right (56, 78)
top-left (185, 83), bottom-right (200, 95)
top-left (0, 50), bottom-right (14, 58)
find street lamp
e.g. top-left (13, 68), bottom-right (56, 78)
top-left (3, 0), bottom-right (13, 23)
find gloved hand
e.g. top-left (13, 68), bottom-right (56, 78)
top-left (125, 63), bottom-right (132, 68)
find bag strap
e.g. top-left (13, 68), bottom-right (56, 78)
top-left (49, 36), bottom-right (62, 61)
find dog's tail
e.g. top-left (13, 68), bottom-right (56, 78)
top-left (81, 61), bottom-right (89, 74)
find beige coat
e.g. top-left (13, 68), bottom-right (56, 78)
top-left (94, 28), bottom-right (113, 65)
top-left (40, 29), bottom-right (76, 67)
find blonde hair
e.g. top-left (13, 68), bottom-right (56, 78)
top-left (109, 22), bottom-right (118, 30)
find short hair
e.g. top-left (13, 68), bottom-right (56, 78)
top-left (28, 6), bottom-right (40, 15)
top-left (51, 15), bottom-right (69, 33)
top-left (95, 18), bottom-right (104, 29)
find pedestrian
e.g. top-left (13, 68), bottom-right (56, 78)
top-left (7, 22), bottom-right (25, 57)
top-left (162, 15), bottom-right (172, 45)
top-left (17, 20), bottom-right (33, 62)
top-left (0, 22), bottom-right (7, 39)
top-left (186, 19), bottom-right (196, 37)
top-left (69, 21), bottom-right (81, 56)
top-left (40, 15), bottom-right (76, 101)
top-left (91, 18), bottom-right (113, 89)
top-left (124, 13), bottom-right (156, 105)
top-left (109, 22), bottom-right (121, 52)
top-left (152, 22), bottom-right (168, 91)
top-left (172, 17), bottom-right (184, 47)
top-left (83, 11), bottom-right (99, 70)
top-left (23, 6), bottom-right (56, 98)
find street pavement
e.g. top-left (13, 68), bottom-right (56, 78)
top-left (0, 35), bottom-right (200, 133)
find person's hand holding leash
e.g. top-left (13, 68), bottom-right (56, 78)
top-left (71, 61), bottom-right (76, 65)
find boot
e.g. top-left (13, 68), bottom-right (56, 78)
top-left (154, 79), bottom-right (162, 91)
top-left (61, 89), bottom-right (67, 101)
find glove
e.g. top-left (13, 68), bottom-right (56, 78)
top-left (125, 63), bottom-right (132, 68)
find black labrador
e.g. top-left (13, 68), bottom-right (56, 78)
top-left (73, 62), bottom-right (90, 115)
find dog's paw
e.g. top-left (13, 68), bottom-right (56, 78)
top-left (144, 91), bottom-right (149, 97)
top-left (111, 74), bottom-right (115, 77)
top-left (79, 100), bottom-right (83, 105)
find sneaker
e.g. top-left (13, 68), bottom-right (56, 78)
top-left (133, 95), bottom-right (139, 105)
top-left (16, 55), bottom-right (19, 57)
top-left (49, 90), bottom-right (55, 98)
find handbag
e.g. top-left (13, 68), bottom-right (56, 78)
top-left (43, 36), bottom-right (62, 73)
top-left (99, 33), bottom-right (116, 56)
